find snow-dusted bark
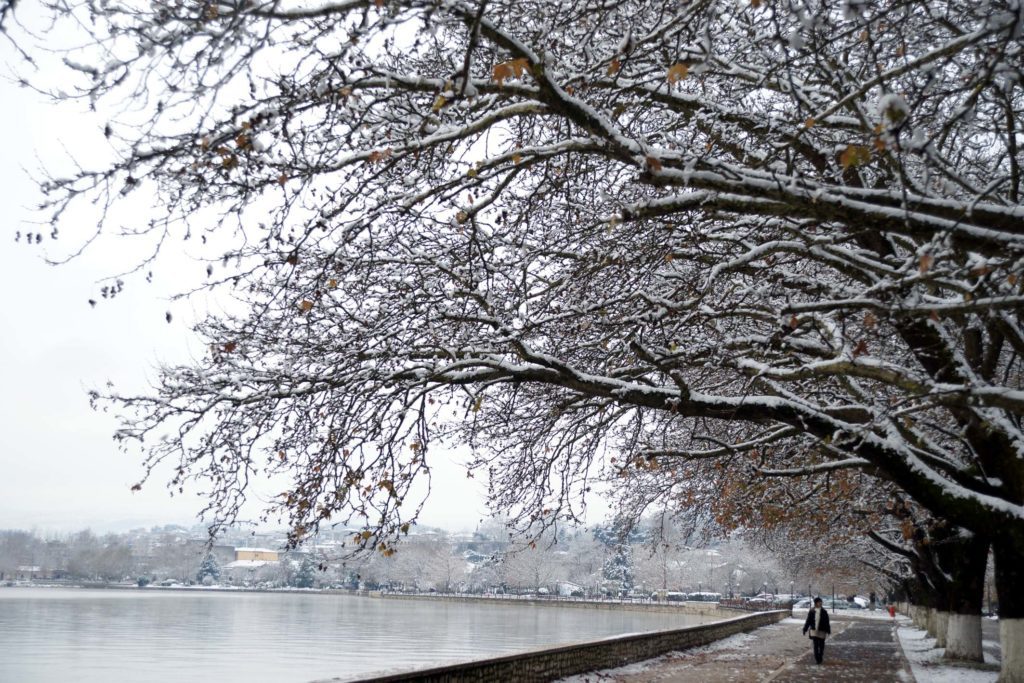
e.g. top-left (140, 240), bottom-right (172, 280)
top-left (935, 610), bottom-right (949, 648)
top-left (1002, 619), bottom-right (1024, 683)
top-left (996, 536), bottom-right (1024, 681)
top-left (945, 613), bottom-right (983, 662)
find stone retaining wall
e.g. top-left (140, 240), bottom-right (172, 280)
top-left (327, 609), bottom-right (789, 683)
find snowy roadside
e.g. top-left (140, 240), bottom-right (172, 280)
top-left (555, 612), bottom-right (1005, 683)
top-left (555, 627), bottom-right (769, 682)
top-left (896, 619), bottom-right (1001, 683)
top-left (554, 616), bottom-right (812, 683)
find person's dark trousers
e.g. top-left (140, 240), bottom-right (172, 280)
top-left (812, 637), bottom-right (826, 663)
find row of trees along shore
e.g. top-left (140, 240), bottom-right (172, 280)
top-left (3, 0), bottom-right (1024, 678)
top-left (2, 521), bottom-right (851, 597)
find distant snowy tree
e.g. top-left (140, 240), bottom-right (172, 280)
top-left (6, 1), bottom-right (1024, 678)
top-left (196, 552), bottom-right (220, 585)
top-left (594, 519), bottom-right (643, 593)
top-left (499, 531), bottom-right (566, 594)
top-left (292, 555), bottom-right (317, 589)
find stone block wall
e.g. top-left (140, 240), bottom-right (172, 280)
top-left (329, 609), bottom-right (788, 682)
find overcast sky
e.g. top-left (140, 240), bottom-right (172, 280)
top-left (0, 44), bottom-right (493, 535)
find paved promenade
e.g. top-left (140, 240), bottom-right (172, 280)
top-left (560, 615), bottom-right (913, 683)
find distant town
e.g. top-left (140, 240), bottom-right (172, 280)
top-left (0, 519), bottom-right (850, 601)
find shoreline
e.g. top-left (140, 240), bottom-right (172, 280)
top-left (2, 581), bottom-right (753, 616)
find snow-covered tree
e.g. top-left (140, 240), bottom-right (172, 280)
top-left (7, 1), bottom-right (1024, 677)
top-left (292, 554), bottom-right (317, 588)
top-left (196, 552), bottom-right (221, 585)
top-left (498, 532), bottom-right (566, 594)
top-left (594, 519), bottom-right (643, 594)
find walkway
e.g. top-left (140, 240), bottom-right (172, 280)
top-left (559, 614), bottom-right (913, 683)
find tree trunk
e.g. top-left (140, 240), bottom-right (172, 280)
top-left (994, 531), bottom-right (1024, 682)
top-left (933, 527), bottom-right (987, 662)
top-left (947, 613), bottom-right (983, 662)
top-left (935, 610), bottom-right (950, 648)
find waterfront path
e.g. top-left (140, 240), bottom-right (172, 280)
top-left (558, 615), bottom-right (913, 683)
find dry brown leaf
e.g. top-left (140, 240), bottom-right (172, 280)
top-left (839, 145), bottom-right (871, 169)
top-left (667, 63), bottom-right (690, 84)
top-left (492, 58), bottom-right (531, 84)
top-left (919, 253), bottom-right (934, 274)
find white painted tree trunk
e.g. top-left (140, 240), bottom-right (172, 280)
top-left (927, 607), bottom-right (938, 638)
top-left (944, 613), bottom-right (982, 662)
top-left (1000, 619), bottom-right (1024, 683)
top-left (935, 610), bottom-right (950, 648)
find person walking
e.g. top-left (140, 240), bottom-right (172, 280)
top-left (802, 597), bottom-right (832, 664)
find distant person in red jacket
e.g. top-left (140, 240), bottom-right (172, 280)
top-left (802, 597), bottom-right (832, 664)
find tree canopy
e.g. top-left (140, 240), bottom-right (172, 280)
top-left (7, 1), bottom-right (1024, 671)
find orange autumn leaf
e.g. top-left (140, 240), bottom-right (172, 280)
top-left (367, 148), bottom-right (392, 164)
top-left (646, 155), bottom-right (663, 172)
top-left (492, 58), bottom-right (531, 84)
top-left (667, 63), bottom-right (689, 84)
top-left (298, 300), bottom-right (314, 313)
top-left (607, 58), bottom-right (621, 76)
top-left (919, 253), bottom-right (934, 274)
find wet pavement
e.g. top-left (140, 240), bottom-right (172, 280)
top-left (774, 617), bottom-right (912, 682)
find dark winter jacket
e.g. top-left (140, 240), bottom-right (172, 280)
top-left (802, 607), bottom-right (831, 639)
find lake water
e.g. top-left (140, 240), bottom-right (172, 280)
top-left (0, 587), bottom-right (711, 682)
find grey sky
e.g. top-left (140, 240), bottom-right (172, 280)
top-left (0, 59), bottom-right (492, 535)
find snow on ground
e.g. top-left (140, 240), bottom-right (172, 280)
top-left (897, 622), bottom-right (999, 683)
top-left (555, 620), bottom-right (794, 682)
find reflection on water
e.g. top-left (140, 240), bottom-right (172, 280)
top-left (0, 587), bottom-right (709, 682)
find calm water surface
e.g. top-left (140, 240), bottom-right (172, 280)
top-left (0, 587), bottom-right (710, 682)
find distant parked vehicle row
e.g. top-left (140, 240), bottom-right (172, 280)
top-left (650, 591), bottom-right (723, 603)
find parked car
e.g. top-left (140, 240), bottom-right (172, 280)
top-left (792, 597), bottom-right (813, 610)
